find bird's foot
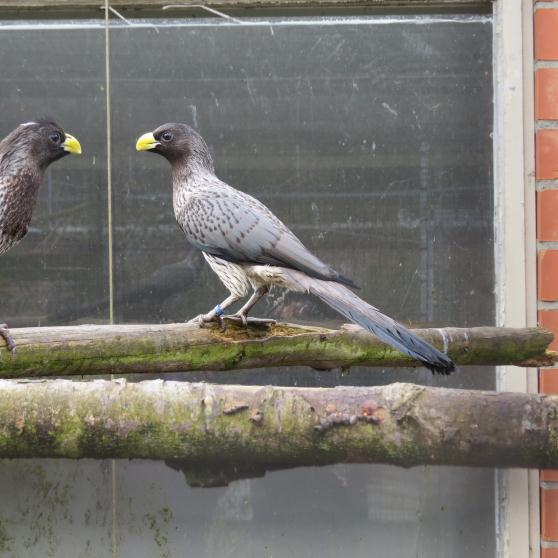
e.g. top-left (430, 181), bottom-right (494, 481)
top-left (0, 324), bottom-right (16, 355)
top-left (187, 313), bottom-right (218, 328)
top-left (220, 314), bottom-right (276, 331)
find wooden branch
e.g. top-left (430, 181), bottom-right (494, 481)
top-left (0, 379), bottom-right (556, 486)
top-left (0, 323), bottom-right (553, 378)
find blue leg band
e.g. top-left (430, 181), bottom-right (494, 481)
top-left (214, 304), bottom-right (224, 317)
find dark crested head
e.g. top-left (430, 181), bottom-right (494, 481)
top-left (136, 123), bottom-right (214, 170)
top-left (1, 119), bottom-right (82, 168)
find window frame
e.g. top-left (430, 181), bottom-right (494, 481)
top-left (0, 0), bottom-right (492, 9)
top-left (493, 0), bottom-right (538, 557)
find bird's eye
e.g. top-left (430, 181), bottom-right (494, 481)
top-left (161, 132), bottom-right (173, 142)
top-left (49, 132), bottom-right (61, 144)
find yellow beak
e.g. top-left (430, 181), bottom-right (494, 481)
top-left (63, 133), bottom-right (82, 155)
top-left (136, 132), bottom-right (159, 151)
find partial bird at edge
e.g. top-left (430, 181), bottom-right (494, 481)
top-left (0, 120), bottom-right (82, 354)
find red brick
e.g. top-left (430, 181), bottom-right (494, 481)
top-left (541, 370), bottom-right (558, 481)
top-left (541, 369), bottom-right (558, 394)
top-left (542, 548), bottom-right (558, 558)
top-left (539, 310), bottom-right (558, 350)
top-left (536, 9), bottom-right (558, 60)
top-left (542, 470), bottom-right (558, 482)
top-left (537, 69), bottom-right (558, 120)
top-left (537, 131), bottom-right (558, 179)
top-left (542, 487), bottom-right (558, 540)
top-left (539, 250), bottom-right (558, 301)
top-left (538, 190), bottom-right (558, 241)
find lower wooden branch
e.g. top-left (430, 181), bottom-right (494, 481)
top-left (0, 379), bottom-right (556, 486)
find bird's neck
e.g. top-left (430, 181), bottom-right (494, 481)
top-left (171, 160), bottom-right (215, 190)
top-left (171, 163), bottom-right (217, 220)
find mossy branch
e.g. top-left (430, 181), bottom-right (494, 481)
top-left (0, 379), bottom-right (557, 486)
top-left (0, 323), bottom-right (553, 378)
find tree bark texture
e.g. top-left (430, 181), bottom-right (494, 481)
top-left (0, 379), bottom-right (557, 474)
top-left (0, 323), bottom-right (553, 378)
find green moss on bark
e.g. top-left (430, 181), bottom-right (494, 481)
top-left (0, 323), bottom-right (553, 378)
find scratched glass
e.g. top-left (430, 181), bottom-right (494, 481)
top-left (0, 14), bottom-right (494, 558)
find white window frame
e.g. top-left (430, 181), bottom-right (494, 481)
top-left (493, 0), bottom-right (538, 556)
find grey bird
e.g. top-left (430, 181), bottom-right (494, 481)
top-left (136, 123), bottom-right (455, 375)
top-left (0, 120), bottom-right (82, 352)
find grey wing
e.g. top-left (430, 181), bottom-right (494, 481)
top-left (182, 191), bottom-right (356, 287)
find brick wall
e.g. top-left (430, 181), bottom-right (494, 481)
top-left (536, 6), bottom-right (558, 556)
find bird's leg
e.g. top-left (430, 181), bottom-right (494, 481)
top-left (222, 286), bottom-right (275, 327)
top-left (0, 323), bottom-right (16, 354)
top-left (187, 293), bottom-right (242, 328)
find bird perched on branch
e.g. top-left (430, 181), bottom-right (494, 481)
top-left (0, 120), bottom-right (82, 352)
top-left (136, 123), bottom-right (455, 375)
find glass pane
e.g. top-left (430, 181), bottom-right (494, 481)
top-left (112, 16), bottom-right (494, 389)
top-left (0, 21), bottom-right (112, 558)
top-left (0, 24), bottom-right (109, 327)
top-left (0, 460), bottom-right (113, 556)
top-left (110, 14), bottom-right (495, 558)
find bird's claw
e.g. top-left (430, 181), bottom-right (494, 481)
top-left (215, 312), bottom-right (247, 332)
top-left (228, 312), bottom-right (249, 327)
top-left (218, 315), bottom-right (229, 332)
top-left (187, 314), bottom-right (217, 328)
top-left (0, 324), bottom-right (16, 355)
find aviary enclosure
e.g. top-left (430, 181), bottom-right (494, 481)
top-left (0, 5), bottom-right (541, 557)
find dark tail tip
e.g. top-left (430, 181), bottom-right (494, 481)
top-left (336, 273), bottom-right (360, 290)
top-left (423, 356), bottom-right (456, 376)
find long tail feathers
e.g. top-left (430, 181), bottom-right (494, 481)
top-left (284, 272), bottom-right (456, 375)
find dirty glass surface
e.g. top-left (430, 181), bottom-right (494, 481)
top-left (0, 23), bottom-right (113, 557)
top-left (0, 15), bottom-right (494, 558)
top-left (0, 25), bottom-right (108, 327)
